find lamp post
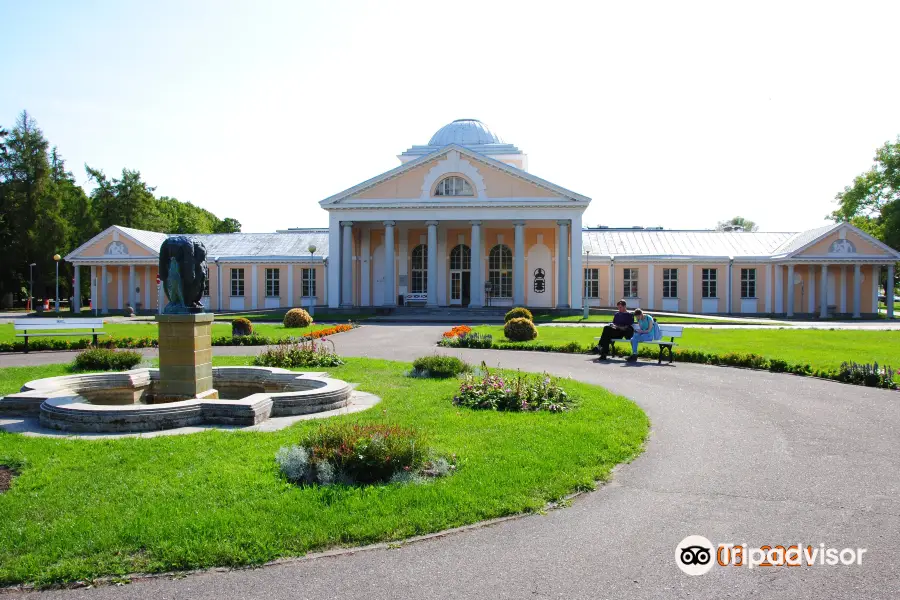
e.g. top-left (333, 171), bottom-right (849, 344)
top-left (28, 263), bottom-right (36, 311)
top-left (53, 254), bottom-right (61, 312)
top-left (307, 244), bottom-right (317, 316)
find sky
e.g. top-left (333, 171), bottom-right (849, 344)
top-left (3, 0), bottom-right (899, 234)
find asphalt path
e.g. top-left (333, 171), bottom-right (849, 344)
top-left (9, 324), bottom-right (900, 599)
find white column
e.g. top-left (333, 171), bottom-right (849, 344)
top-left (647, 264), bottom-right (655, 310)
top-left (807, 265), bottom-right (815, 314)
top-left (287, 264), bottom-right (294, 308)
top-left (469, 221), bottom-right (482, 308)
top-left (887, 265), bottom-right (895, 319)
top-left (399, 226), bottom-right (409, 303)
top-left (251, 265), bottom-right (259, 309)
top-left (144, 268), bottom-right (151, 311)
top-left (786, 264), bottom-right (795, 317)
top-left (820, 264), bottom-right (828, 318)
top-left (437, 226), bottom-right (447, 305)
top-left (556, 220), bottom-right (569, 308)
top-left (327, 213), bottom-right (341, 308)
top-left (764, 264), bottom-right (772, 314)
top-left (775, 265), bottom-right (783, 314)
top-left (853, 263), bottom-right (862, 318)
top-left (72, 265), bottom-right (81, 312)
top-left (607, 260), bottom-right (615, 307)
top-left (341, 221), bottom-right (353, 307)
top-left (686, 264), bottom-right (694, 313)
top-left (361, 228), bottom-right (371, 307)
top-left (840, 265), bottom-right (847, 314)
top-left (872, 266), bottom-right (880, 314)
top-left (117, 266), bottom-right (124, 310)
top-left (513, 221), bottom-right (525, 305)
top-left (383, 221), bottom-right (396, 306)
top-left (128, 264), bottom-right (136, 307)
top-left (570, 214), bottom-right (583, 310)
top-left (426, 221), bottom-right (438, 306)
top-left (726, 261), bottom-right (733, 315)
top-left (100, 265), bottom-right (108, 314)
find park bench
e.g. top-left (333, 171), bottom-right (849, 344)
top-left (596, 324), bottom-right (684, 364)
top-left (13, 318), bottom-right (107, 353)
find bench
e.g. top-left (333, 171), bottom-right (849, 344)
top-left (14, 318), bottom-right (107, 353)
top-left (595, 324), bottom-right (684, 364)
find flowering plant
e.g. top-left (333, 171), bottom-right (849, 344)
top-left (442, 325), bottom-right (473, 338)
top-left (453, 362), bottom-right (571, 412)
top-left (253, 337), bottom-right (344, 368)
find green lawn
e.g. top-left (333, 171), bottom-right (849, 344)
top-left (534, 312), bottom-right (782, 325)
top-left (0, 357), bottom-right (648, 587)
top-left (0, 322), bottom-right (333, 345)
top-left (472, 325), bottom-right (900, 376)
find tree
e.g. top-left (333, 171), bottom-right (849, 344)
top-left (216, 217), bottom-right (241, 233)
top-left (831, 137), bottom-right (900, 253)
top-left (716, 216), bottom-right (758, 232)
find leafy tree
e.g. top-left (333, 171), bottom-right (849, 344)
top-left (831, 137), bottom-right (900, 252)
top-left (716, 216), bottom-right (758, 232)
top-left (216, 217), bottom-right (242, 233)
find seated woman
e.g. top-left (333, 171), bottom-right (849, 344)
top-left (626, 309), bottom-right (657, 363)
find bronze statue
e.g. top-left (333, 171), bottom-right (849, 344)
top-left (159, 235), bottom-right (208, 313)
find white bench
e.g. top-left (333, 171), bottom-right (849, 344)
top-left (14, 318), bottom-right (107, 353)
top-left (595, 324), bottom-right (684, 364)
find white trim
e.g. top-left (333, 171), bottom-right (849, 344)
top-left (775, 265), bottom-right (783, 314)
top-left (420, 151), bottom-right (487, 200)
top-left (807, 265), bottom-right (815, 314)
top-left (287, 264), bottom-right (294, 307)
top-left (840, 265), bottom-right (847, 313)
top-left (740, 298), bottom-right (758, 314)
top-left (686, 264), bottom-right (694, 313)
top-left (764, 264), bottom-right (772, 314)
top-left (251, 265), bottom-right (258, 310)
top-left (782, 222), bottom-right (900, 260)
top-left (570, 214), bottom-right (583, 310)
top-left (117, 266), bottom-right (124, 310)
top-left (361, 228), bottom-right (370, 307)
top-left (144, 268), bottom-right (151, 310)
top-left (647, 264), bottom-right (655, 310)
top-left (65, 225), bottom-right (161, 261)
top-left (437, 226), bottom-right (447, 305)
top-left (662, 298), bottom-right (679, 312)
top-left (872, 266), bottom-right (880, 313)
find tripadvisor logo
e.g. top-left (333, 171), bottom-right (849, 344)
top-left (676, 535), bottom-right (715, 576)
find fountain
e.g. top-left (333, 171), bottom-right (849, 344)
top-left (0, 236), bottom-right (361, 433)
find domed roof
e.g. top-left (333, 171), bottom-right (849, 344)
top-left (428, 119), bottom-right (503, 146)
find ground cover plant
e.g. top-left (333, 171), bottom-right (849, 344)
top-left (467, 325), bottom-right (900, 385)
top-left (71, 348), bottom-right (142, 372)
top-left (252, 338), bottom-right (344, 368)
top-left (454, 363), bottom-right (572, 412)
top-left (0, 357), bottom-right (647, 586)
top-left (411, 355), bottom-right (469, 378)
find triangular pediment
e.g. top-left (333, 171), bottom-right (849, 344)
top-left (787, 223), bottom-right (900, 259)
top-left (66, 226), bottom-right (163, 261)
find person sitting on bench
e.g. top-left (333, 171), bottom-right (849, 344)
top-left (626, 309), bottom-right (658, 363)
top-left (598, 300), bottom-right (634, 360)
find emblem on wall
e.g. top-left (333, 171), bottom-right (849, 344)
top-left (828, 239), bottom-right (856, 254)
top-left (104, 241), bottom-right (129, 256)
top-left (533, 268), bottom-right (546, 293)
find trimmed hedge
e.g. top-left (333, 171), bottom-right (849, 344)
top-left (283, 308), bottom-right (313, 328)
top-left (411, 355), bottom-right (470, 378)
top-left (504, 307), bottom-right (533, 322)
top-left (71, 348), bottom-right (143, 372)
top-left (504, 317), bottom-right (538, 342)
top-left (232, 318), bottom-right (253, 337)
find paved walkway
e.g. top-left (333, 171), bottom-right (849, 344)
top-left (9, 325), bottom-right (900, 599)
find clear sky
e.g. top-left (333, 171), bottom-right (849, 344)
top-left (3, 0), bottom-right (899, 234)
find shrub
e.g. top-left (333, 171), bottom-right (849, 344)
top-left (504, 307), bottom-right (533, 322)
top-left (275, 422), bottom-right (455, 486)
top-left (283, 308), bottom-right (313, 328)
top-left (439, 332), bottom-right (494, 349)
top-left (252, 338), bottom-right (344, 368)
top-left (454, 363), bottom-right (571, 412)
top-left (232, 317), bottom-right (253, 337)
top-left (411, 355), bottom-right (470, 378)
top-left (504, 317), bottom-right (538, 342)
top-left (837, 361), bottom-right (897, 389)
top-left (71, 347), bottom-right (143, 372)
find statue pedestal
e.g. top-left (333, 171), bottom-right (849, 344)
top-left (154, 313), bottom-right (218, 402)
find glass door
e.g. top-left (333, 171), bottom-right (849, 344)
top-left (451, 271), bottom-right (462, 304)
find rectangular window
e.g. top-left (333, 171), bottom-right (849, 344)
top-left (583, 268), bottom-right (600, 299)
top-left (302, 268), bottom-right (316, 298)
top-left (230, 268), bottom-right (244, 297)
top-left (702, 268), bottom-right (717, 298)
top-left (741, 268), bottom-right (757, 298)
top-left (623, 268), bottom-right (638, 298)
top-left (662, 268), bottom-right (678, 298)
top-left (265, 268), bottom-right (280, 297)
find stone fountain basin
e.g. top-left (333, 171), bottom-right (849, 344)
top-left (0, 367), bottom-right (354, 433)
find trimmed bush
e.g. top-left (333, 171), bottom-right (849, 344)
top-left (232, 317), bottom-right (253, 337)
top-left (283, 308), bottom-right (313, 328)
top-left (504, 317), bottom-right (538, 342)
top-left (252, 338), bottom-right (344, 368)
top-left (275, 423), bottom-right (455, 486)
top-left (71, 347), bottom-right (142, 372)
top-left (504, 307), bottom-right (533, 322)
top-left (411, 355), bottom-right (470, 378)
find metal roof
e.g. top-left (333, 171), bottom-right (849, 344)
top-left (429, 119), bottom-right (503, 145)
top-left (582, 230), bottom-right (796, 258)
top-left (117, 226), bottom-right (169, 253)
top-left (770, 222), bottom-right (841, 256)
top-left (193, 231), bottom-right (329, 259)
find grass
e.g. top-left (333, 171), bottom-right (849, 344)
top-left (0, 357), bottom-right (648, 587)
top-left (534, 312), bottom-right (781, 325)
top-left (471, 325), bottom-right (900, 378)
top-left (0, 322), bottom-right (334, 345)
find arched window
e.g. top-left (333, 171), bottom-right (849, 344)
top-left (449, 244), bottom-right (471, 270)
top-left (488, 244), bottom-right (513, 298)
top-left (434, 176), bottom-right (474, 197)
top-left (411, 244), bottom-right (427, 294)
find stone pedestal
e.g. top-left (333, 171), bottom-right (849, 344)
top-left (155, 313), bottom-right (218, 402)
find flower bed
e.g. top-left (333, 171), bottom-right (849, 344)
top-left (253, 338), bottom-right (344, 368)
top-left (454, 363), bottom-right (572, 412)
top-left (442, 325), bottom-right (472, 338)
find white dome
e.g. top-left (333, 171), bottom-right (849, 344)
top-left (428, 119), bottom-right (503, 146)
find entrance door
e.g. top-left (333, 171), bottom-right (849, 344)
top-left (450, 271), bottom-right (471, 306)
top-left (461, 271), bottom-right (471, 306)
top-left (372, 244), bottom-right (385, 306)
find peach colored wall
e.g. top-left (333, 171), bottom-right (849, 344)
top-left (861, 265), bottom-right (877, 311)
top-left (354, 163), bottom-right (435, 199)
top-left (81, 234), bottom-right (152, 258)
top-left (480, 168), bottom-right (559, 198)
top-left (800, 231), bottom-right (884, 256)
top-left (693, 264), bottom-right (726, 313)
top-left (614, 263), bottom-right (648, 309)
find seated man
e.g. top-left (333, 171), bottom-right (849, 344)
top-left (597, 300), bottom-right (634, 360)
